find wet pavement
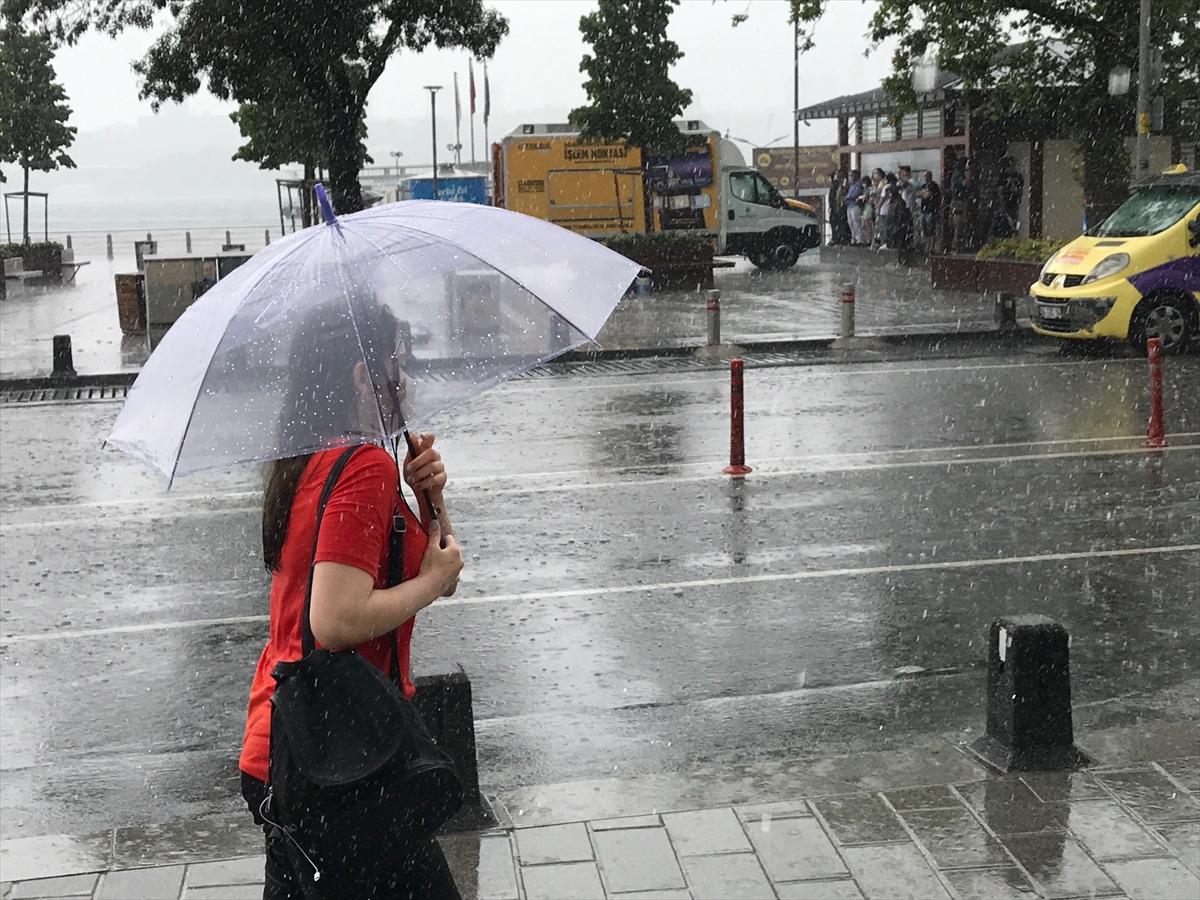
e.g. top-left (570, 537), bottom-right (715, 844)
top-left (1, 737), bottom-right (1197, 897)
top-left (1, 249), bottom-right (1016, 378)
top-left (2, 275), bottom-right (1198, 895)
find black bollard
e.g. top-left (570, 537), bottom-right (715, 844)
top-left (969, 616), bottom-right (1091, 773)
top-left (995, 292), bottom-right (1019, 329)
top-left (411, 671), bottom-right (494, 831)
top-left (52, 335), bottom-right (76, 378)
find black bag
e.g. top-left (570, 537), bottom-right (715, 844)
top-left (266, 446), bottom-right (463, 883)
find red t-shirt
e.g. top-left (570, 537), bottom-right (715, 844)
top-left (239, 444), bottom-right (427, 782)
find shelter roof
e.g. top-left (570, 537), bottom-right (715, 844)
top-left (797, 70), bottom-right (961, 121)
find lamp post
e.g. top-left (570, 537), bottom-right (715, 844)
top-left (424, 85), bottom-right (443, 200)
top-left (792, 16), bottom-right (800, 199)
top-left (1135, 0), bottom-right (1151, 180)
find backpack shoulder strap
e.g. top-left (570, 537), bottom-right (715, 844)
top-left (300, 446), bottom-right (363, 657)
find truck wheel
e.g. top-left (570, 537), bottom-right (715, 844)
top-left (1129, 292), bottom-right (1196, 355)
top-left (760, 230), bottom-right (802, 269)
top-left (748, 249), bottom-right (771, 269)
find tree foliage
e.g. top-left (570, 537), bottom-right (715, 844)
top-left (784, 0), bottom-right (1199, 220)
top-left (569, 0), bottom-right (693, 159)
top-left (228, 65), bottom-right (370, 174)
top-left (6, 0), bottom-right (508, 214)
top-left (0, 23), bottom-right (76, 240)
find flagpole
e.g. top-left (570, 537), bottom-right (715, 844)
top-left (469, 59), bottom-right (477, 165)
top-left (483, 62), bottom-right (490, 161)
top-left (453, 72), bottom-right (462, 166)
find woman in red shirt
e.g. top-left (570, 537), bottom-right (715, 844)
top-left (240, 300), bottom-right (465, 899)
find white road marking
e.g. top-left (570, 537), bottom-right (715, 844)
top-left (4, 436), bottom-right (1196, 528)
top-left (497, 355), bottom-right (1146, 394)
top-left (3, 544), bottom-right (1194, 644)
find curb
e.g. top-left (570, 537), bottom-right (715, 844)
top-left (0, 329), bottom-right (1039, 392)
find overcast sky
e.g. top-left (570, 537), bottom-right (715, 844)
top-left (52, 1), bottom-right (891, 140)
top-left (5, 1), bottom-right (898, 225)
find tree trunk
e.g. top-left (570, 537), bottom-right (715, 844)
top-left (302, 160), bottom-right (315, 228)
top-left (22, 166), bottom-right (31, 246)
top-left (323, 95), bottom-right (366, 215)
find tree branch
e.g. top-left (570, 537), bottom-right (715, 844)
top-left (1009, 0), bottom-right (1118, 42)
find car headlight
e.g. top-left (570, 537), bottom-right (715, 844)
top-left (1081, 253), bottom-right (1130, 284)
top-left (1038, 250), bottom-right (1061, 281)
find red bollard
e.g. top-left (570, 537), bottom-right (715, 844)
top-left (1144, 337), bottom-right (1168, 448)
top-left (723, 358), bottom-right (753, 477)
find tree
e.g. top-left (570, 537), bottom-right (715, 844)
top-left (7, 0), bottom-right (509, 214)
top-left (569, 0), bottom-right (693, 159)
top-left (0, 23), bottom-right (76, 244)
top-left (228, 66), bottom-right (370, 227)
top-left (783, 0), bottom-right (1199, 225)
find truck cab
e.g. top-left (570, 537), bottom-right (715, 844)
top-left (720, 160), bottom-right (820, 269)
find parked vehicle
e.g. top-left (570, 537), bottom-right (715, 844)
top-left (1030, 166), bottom-right (1200, 353)
top-left (496, 120), bottom-right (819, 269)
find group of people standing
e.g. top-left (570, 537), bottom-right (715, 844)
top-left (832, 165), bottom-right (941, 254)
top-left (829, 155), bottom-right (1024, 255)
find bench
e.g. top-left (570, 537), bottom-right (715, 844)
top-left (3, 257), bottom-right (43, 295)
top-left (61, 260), bottom-right (91, 284)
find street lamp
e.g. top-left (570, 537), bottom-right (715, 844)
top-left (424, 85), bottom-right (443, 200)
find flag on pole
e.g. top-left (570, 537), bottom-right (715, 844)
top-left (469, 59), bottom-right (477, 116)
top-left (483, 63), bottom-right (490, 125)
top-left (454, 72), bottom-right (461, 129)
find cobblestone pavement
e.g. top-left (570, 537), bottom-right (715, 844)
top-left (3, 748), bottom-right (1197, 900)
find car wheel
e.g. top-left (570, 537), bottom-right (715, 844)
top-left (1130, 293), bottom-right (1196, 354)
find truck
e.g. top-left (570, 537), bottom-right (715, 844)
top-left (495, 119), bottom-right (820, 269)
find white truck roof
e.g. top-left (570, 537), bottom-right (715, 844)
top-left (505, 119), bottom-right (717, 139)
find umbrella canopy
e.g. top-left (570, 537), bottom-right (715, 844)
top-left (106, 193), bottom-right (642, 484)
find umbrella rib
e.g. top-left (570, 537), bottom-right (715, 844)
top-left (165, 235), bottom-right (316, 487)
top-left (351, 219), bottom-right (601, 344)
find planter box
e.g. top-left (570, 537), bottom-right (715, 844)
top-left (614, 241), bottom-right (716, 291)
top-left (932, 255), bottom-right (1042, 294)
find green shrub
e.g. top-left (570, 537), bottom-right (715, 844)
top-left (976, 237), bottom-right (1065, 262)
top-left (603, 231), bottom-right (711, 254)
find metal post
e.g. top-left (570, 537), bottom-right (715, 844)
top-left (1144, 337), bottom-right (1168, 447)
top-left (1136, 0), bottom-right (1152, 180)
top-left (425, 86), bottom-right (443, 201)
top-left (792, 17), bottom-right (800, 199)
top-left (264, 229), bottom-right (271, 246)
top-left (185, 231), bottom-right (192, 254)
top-left (106, 234), bottom-right (113, 260)
top-left (723, 358), bottom-right (753, 477)
top-left (841, 282), bottom-right (856, 337)
top-left (225, 230), bottom-right (232, 247)
top-left (706, 289), bottom-right (721, 345)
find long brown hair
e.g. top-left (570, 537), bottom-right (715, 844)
top-left (262, 297), bottom-right (400, 572)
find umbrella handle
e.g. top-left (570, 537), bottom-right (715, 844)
top-left (402, 429), bottom-right (446, 548)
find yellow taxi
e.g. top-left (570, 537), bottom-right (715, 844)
top-left (1030, 166), bottom-right (1200, 353)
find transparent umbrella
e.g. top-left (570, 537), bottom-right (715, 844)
top-left (106, 187), bottom-right (642, 485)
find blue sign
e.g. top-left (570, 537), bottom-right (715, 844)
top-left (406, 176), bottom-right (487, 204)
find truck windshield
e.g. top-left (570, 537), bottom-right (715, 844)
top-left (1090, 185), bottom-right (1200, 238)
